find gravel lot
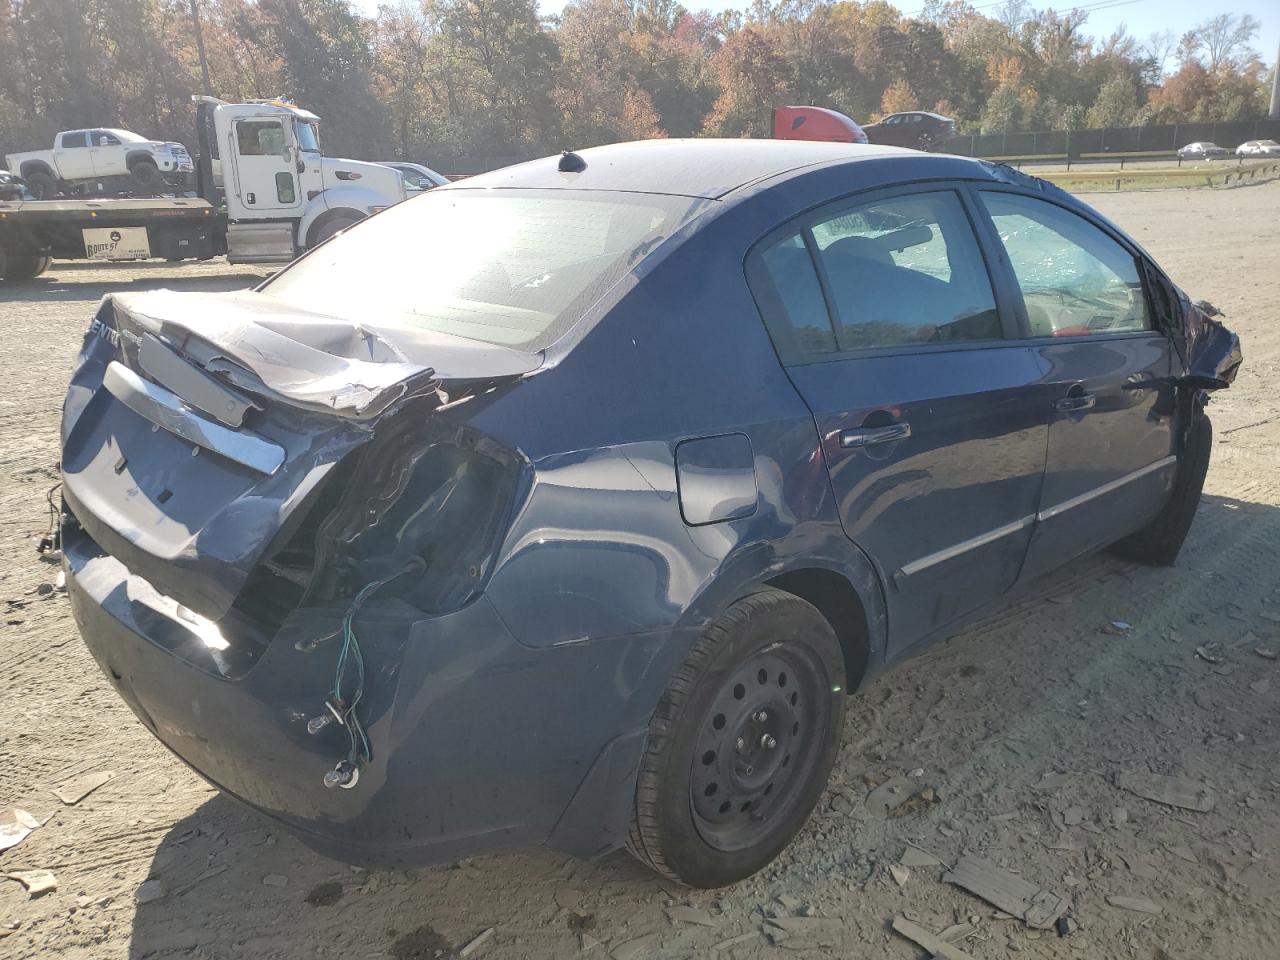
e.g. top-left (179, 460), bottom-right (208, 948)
top-left (1, 182), bottom-right (1279, 960)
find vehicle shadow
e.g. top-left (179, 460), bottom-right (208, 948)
top-left (0, 265), bottom-right (270, 304)
top-left (120, 491), bottom-right (1280, 957)
top-left (125, 794), bottom-right (662, 959)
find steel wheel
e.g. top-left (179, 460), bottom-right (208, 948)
top-left (690, 647), bottom-right (828, 852)
top-left (628, 588), bottom-right (846, 887)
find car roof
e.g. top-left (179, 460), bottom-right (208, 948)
top-left (453, 138), bottom-right (926, 200)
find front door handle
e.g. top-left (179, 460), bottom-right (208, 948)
top-left (840, 422), bottom-right (911, 448)
top-left (1053, 393), bottom-right (1096, 413)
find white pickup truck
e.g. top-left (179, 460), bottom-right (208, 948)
top-left (5, 129), bottom-right (194, 198)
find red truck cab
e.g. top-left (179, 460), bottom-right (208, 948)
top-left (771, 106), bottom-right (869, 144)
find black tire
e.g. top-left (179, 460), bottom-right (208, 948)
top-left (25, 170), bottom-right (58, 199)
top-left (130, 160), bottom-right (160, 191)
top-left (1, 249), bottom-right (51, 281)
top-left (1111, 412), bottom-right (1212, 566)
top-left (628, 588), bottom-right (846, 888)
top-left (306, 211), bottom-right (363, 250)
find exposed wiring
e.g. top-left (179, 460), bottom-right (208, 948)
top-left (319, 557), bottom-right (424, 788)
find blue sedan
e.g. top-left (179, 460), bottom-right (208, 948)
top-left (58, 139), bottom-right (1240, 888)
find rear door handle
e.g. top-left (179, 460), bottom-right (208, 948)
top-left (840, 422), bottom-right (911, 448)
top-left (1053, 394), bottom-right (1096, 413)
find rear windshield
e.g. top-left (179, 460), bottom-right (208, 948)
top-left (262, 190), bottom-right (702, 352)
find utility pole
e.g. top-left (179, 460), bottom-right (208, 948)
top-left (1271, 35), bottom-right (1280, 119)
top-left (189, 0), bottom-right (213, 97)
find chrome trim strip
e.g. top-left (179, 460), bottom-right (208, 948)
top-left (898, 514), bottom-right (1036, 579)
top-left (103, 361), bottom-right (285, 475)
top-left (1036, 455), bottom-right (1177, 523)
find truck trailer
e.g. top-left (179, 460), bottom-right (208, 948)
top-left (0, 97), bottom-right (405, 282)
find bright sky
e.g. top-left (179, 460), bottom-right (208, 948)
top-left (351, 0), bottom-right (1279, 71)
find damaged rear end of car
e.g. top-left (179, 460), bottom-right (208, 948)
top-left (59, 288), bottom-right (538, 860)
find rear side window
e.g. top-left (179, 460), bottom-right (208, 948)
top-left (756, 235), bottom-right (837, 356)
top-left (812, 192), bottom-right (1001, 350)
top-left (61, 132), bottom-right (87, 148)
top-left (980, 192), bottom-right (1151, 338)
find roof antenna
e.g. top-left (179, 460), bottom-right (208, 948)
top-left (558, 150), bottom-right (587, 173)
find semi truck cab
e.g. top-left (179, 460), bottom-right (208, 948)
top-left (197, 97), bottom-right (406, 262)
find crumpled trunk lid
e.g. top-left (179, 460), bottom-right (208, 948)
top-left (60, 290), bottom-right (538, 623)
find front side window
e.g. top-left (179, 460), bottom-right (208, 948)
top-left (263, 191), bottom-right (701, 352)
top-left (236, 120), bottom-right (285, 156)
top-left (980, 192), bottom-right (1151, 338)
top-left (294, 121), bottom-right (321, 153)
top-left (812, 191), bottom-right (1002, 350)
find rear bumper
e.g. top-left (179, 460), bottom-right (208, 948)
top-left (65, 530), bottom-right (679, 867)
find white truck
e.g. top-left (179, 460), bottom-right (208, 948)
top-left (5, 129), bottom-right (194, 198)
top-left (0, 97), bottom-right (406, 279)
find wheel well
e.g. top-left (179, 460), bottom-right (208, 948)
top-left (127, 151), bottom-right (157, 168)
top-left (20, 162), bottom-right (53, 180)
top-left (765, 568), bottom-right (870, 694)
top-left (306, 207), bottom-right (364, 248)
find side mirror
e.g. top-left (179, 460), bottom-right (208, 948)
top-left (418, 178), bottom-right (431, 189)
top-left (281, 145), bottom-right (293, 163)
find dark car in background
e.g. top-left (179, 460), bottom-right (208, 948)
top-left (1178, 141), bottom-right (1232, 161)
top-left (0, 169), bottom-right (27, 201)
top-left (377, 160), bottom-right (450, 193)
top-left (861, 111), bottom-right (956, 150)
top-left (58, 139), bottom-right (1239, 889)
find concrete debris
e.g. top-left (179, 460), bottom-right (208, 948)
top-left (774, 893), bottom-right (803, 912)
top-left (711, 931), bottom-right (758, 952)
top-left (1115, 771), bottom-right (1216, 812)
top-left (865, 776), bottom-right (915, 817)
top-left (53, 769), bottom-right (115, 805)
top-left (891, 916), bottom-right (978, 960)
top-left (1195, 644), bottom-right (1224, 664)
top-left (1255, 647), bottom-right (1278, 661)
top-left (889, 863), bottom-right (910, 887)
top-left (261, 873), bottom-right (289, 887)
top-left (459, 927), bottom-right (495, 957)
top-left (1063, 806), bottom-right (1085, 826)
top-left (762, 917), bottom-right (843, 948)
top-left (943, 855), bottom-right (1070, 929)
top-left (938, 922), bottom-right (977, 941)
top-left (0, 808), bottom-right (40, 853)
top-left (135, 879), bottom-right (164, 904)
top-left (609, 933), bottom-right (659, 960)
top-left (900, 845), bottom-right (944, 868)
top-left (1250, 678), bottom-right (1271, 694)
top-left (666, 906), bottom-right (716, 926)
top-left (1106, 895), bottom-right (1162, 915)
top-left (4, 869), bottom-right (57, 897)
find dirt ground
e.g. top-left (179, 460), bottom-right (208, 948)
top-left (1, 182), bottom-right (1278, 960)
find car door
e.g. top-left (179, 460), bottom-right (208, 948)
top-left (228, 117), bottom-right (302, 212)
top-left (971, 189), bottom-right (1177, 581)
top-left (747, 186), bottom-right (1050, 653)
top-left (89, 131), bottom-right (125, 177)
top-left (57, 131), bottom-right (94, 179)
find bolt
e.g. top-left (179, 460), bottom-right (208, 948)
top-left (753, 710), bottom-right (769, 723)
top-left (736, 736), bottom-right (746, 751)
top-left (761, 734), bottom-right (777, 749)
top-left (745, 765), bottom-right (754, 775)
